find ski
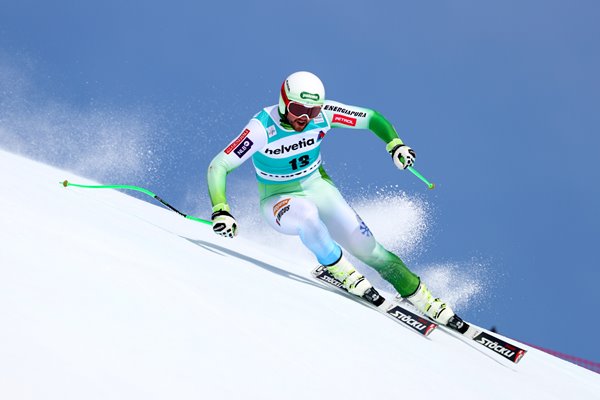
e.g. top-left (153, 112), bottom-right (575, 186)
top-left (443, 322), bottom-right (527, 364)
top-left (393, 297), bottom-right (528, 364)
top-left (470, 330), bottom-right (527, 363)
top-left (312, 265), bottom-right (526, 363)
top-left (311, 265), bottom-right (437, 337)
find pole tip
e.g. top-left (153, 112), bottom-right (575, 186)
top-left (428, 183), bottom-right (435, 190)
top-left (62, 180), bottom-right (69, 187)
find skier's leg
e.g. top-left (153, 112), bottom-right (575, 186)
top-left (260, 196), bottom-right (339, 265)
top-left (307, 177), bottom-right (455, 324)
top-left (260, 195), bottom-right (372, 296)
top-left (305, 177), bottom-right (420, 295)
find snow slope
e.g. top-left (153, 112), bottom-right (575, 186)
top-left (1, 148), bottom-right (599, 400)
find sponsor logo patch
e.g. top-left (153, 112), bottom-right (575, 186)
top-left (324, 105), bottom-right (367, 118)
top-left (300, 91), bottom-right (320, 101)
top-left (386, 306), bottom-right (431, 333)
top-left (273, 199), bottom-right (291, 216)
top-left (475, 335), bottom-right (516, 359)
top-left (473, 331), bottom-right (526, 362)
top-left (264, 138), bottom-right (315, 155)
top-left (317, 130), bottom-right (326, 141)
top-left (225, 129), bottom-right (251, 154)
top-left (332, 114), bottom-right (357, 126)
top-left (233, 137), bottom-right (253, 158)
top-left (273, 199), bottom-right (291, 226)
top-left (275, 205), bottom-right (290, 226)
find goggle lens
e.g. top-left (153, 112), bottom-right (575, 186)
top-left (288, 102), bottom-right (322, 119)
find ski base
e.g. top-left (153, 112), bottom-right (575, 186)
top-left (312, 265), bottom-right (437, 337)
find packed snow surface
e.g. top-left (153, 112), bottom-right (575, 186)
top-left (1, 149), bottom-right (599, 400)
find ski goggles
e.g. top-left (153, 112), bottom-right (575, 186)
top-left (287, 101), bottom-right (322, 119)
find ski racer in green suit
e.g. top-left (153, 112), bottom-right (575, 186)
top-left (207, 71), bottom-right (456, 326)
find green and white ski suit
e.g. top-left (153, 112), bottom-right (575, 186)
top-left (207, 100), bottom-right (420, 296)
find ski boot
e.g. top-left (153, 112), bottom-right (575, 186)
top-left (403, 282), bottom-right (455, 326)
top-left (325, 255), bottom-right (381, 301)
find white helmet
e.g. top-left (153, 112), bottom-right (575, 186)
top-left (278, 71), bottom-right (325, 115)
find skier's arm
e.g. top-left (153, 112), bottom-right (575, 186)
top-left (323, 100), bottom-right (404, 143)
top-left (322, 100), bottom-right (414, 168)
top-left (207, 118), bottom-right (267, 213)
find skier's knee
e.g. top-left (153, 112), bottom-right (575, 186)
top-left (301, 208), bottom-right (322, 232)
top-left (344, 237), bottom-right (378, 263)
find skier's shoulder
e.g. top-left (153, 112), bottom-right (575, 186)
top-left (322, 99), bottom-right (370, 117)
top-left (252, 105), bottom-right (279, 128)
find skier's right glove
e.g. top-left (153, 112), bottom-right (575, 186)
top-left (211, 207), bottom-right (238, 238)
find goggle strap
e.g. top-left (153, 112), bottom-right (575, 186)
top-left (280, 82), bottom-right (290, 107)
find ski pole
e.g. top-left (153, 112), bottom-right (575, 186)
top-left (61, 180), bottom-right (211, 225)
top-left (407, 166), bottom-right (435, 190)
top-left (398, 155), bottom-right (435, 189)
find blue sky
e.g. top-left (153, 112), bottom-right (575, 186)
top-left (2, 1), bottom-right (599, 362)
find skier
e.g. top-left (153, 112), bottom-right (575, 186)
top-left (207, 71), bottom-right (460, 327)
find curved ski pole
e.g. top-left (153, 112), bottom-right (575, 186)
top-left (61, 180), bottom-right (211, 225)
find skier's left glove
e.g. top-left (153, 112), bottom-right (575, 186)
top-left (211, 205), bottom-right (238, 238)
top-left (387, 138), bottom-right (416, 170)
